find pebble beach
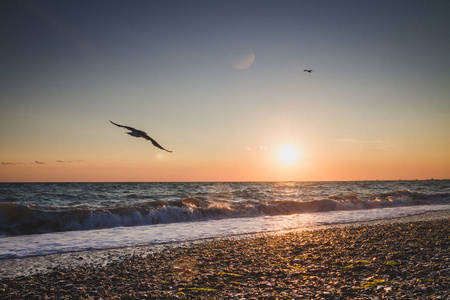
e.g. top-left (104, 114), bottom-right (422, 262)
top-left (1, 211), bottom-right (449, 299)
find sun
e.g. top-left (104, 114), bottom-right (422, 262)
top-left (277, 145), bottom-right (299, 164)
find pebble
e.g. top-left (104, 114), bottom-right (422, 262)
top-left (1, 217), bottom-right (449, 299)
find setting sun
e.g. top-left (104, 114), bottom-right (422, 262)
top-left (277, 145), bottom-right (299, 164)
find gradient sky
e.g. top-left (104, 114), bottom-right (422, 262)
top-left (1, 0), bottom-right (449, 182)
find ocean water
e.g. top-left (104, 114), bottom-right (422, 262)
top-left (1, 181), bottom-right (449, 259)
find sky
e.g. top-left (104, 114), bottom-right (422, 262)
top-left (1, 0), bottom-right (449, 182)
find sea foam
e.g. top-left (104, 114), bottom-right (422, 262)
top-left (1, 204), bottom-right (449, 259)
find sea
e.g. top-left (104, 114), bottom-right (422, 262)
top-left (1, 181), bottom-right (449, 260)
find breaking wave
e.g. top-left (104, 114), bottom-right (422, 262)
top-left (1, 190), bottom-right (448, 236)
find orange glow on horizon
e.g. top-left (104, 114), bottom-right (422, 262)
top-left (1, 148), bottom-right (449, 182)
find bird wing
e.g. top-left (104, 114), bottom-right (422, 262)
top-left (143, 135), bottom-right (173, 152)
top-left (110, 120), bottom-right (139, 132)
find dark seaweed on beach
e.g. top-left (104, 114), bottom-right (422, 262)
top-left (1, 218), bottom-right (449, 299)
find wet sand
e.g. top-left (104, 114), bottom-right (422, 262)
top-left (1, 211), bottom-right (449, 299)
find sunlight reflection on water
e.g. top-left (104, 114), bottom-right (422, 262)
top-left (1, 204), bottom-right (449, 259)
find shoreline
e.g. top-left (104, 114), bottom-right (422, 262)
top-left (1, 210), bottom-right (449, 299)
top-left (0, 210), bottom-right (448, 280)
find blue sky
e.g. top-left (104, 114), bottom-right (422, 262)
top-left (1, 0), bottom-right (449, 181)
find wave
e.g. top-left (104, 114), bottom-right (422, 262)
top-left (1, 190), bottom-right (448, 236)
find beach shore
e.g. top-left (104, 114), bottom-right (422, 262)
top-left (1, 211), bottom-right (449, 299)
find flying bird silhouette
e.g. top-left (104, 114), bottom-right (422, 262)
top-left (110, 121), bottom-right (172, 152)
top-left (304, 69), bottom-right (313, 73)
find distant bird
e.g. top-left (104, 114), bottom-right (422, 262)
top-left (304, 69), bottom-right (313, 73)
top-left (110, 121), bottom-right (172, 152)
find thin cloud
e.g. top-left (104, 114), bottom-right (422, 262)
top-left (1, 162), bottom-right (21, 165)
top-left (56, 160), bottom-right (85, 163)
top-left (34, 161), bottom-right (45, 164)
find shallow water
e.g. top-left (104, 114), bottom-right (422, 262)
top-left (1, 209), bottom-right (449, 280)
top-left (0, 181), bottom-right (449, 259)
top-left (1, 204), bottom-right (449, 259)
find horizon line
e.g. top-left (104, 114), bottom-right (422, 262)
top-left (0, 178), bottom-right (448, 184)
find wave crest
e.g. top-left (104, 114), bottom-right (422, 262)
top-left (1, 190), bottom-right (448, 236)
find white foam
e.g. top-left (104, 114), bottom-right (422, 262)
top-left (1, 204), bottom-right (449, 260)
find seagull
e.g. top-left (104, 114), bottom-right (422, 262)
top-left (110, 121), bottom-right (172, 152)
top-left (304, 69), bottom-right (313, 73)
